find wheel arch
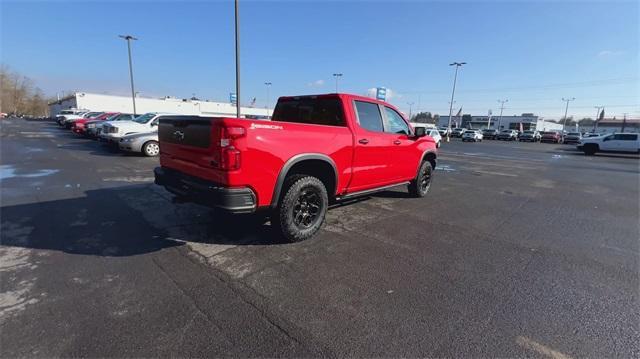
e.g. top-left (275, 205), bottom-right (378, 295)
top-left (270, 154), bottom-right (338, 208)
top-left (420, 150), bottom-right (437, 170)
top-left (141, 139), bottom-right (159, 152)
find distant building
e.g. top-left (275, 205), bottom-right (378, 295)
top-left (48, 92), bottom-right (272, 118)
top-left (437, 113), bottom-right (562, 131)
top-left (582, 118), bottom-right (640, 134)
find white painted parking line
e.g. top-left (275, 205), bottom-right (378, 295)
top-left (472, 170), bottom-right (518, 177)
top-left (102, 176), bottom-right (154, 183)
top-left (443, 152), bottom-right (548, 163)
top-left (516, 336), bottom-right (573, 359)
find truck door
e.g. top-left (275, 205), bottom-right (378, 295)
top-left (381, 106), bottom-right (420, 180)
top-left (618, 134), bottom-right (639, 151)
top-left (600, 135), bottom-right (618, 151)
top-left (348, 100), bottom-right (396, 191)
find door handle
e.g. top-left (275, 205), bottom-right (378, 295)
top-left (358, 139), bottom-right (369, 144)
top-left (393, 140), bottom-right (401, 145)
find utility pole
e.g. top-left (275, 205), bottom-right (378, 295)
top-left (561, 97), bottom-right (575, 132)
top-left (264, 82), bottom-right (272, 114)
top-left (407, 102), bottom-right (415, 121)
top-left (487, 109), bottom-right (492, 129)
top-left (497, 99), bottom-right (508, 130)
top-left (622, 113), bottom-right (628, 132)
top-left (446, 62), bottom-right (466, 142)
top-left (264, 82), bottom-right (271, 112)
top-left (234, 0), bottom-right (241, 118)
top-left (333, 73), bottom-right (343, 93)
top-left (118, 35), bottom-right (138, 115)
top-left (593, 106), bottom-right (603, 132)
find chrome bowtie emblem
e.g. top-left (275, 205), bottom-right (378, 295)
top-left (173, 130), bottom-right (185, 140)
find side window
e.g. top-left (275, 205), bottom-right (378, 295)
top-left (612, 134), bottom-right (625, 140)
top-left (620, 134), bottom-right (638, 141)
top-left (354, 101), bottom-right (384, 132)
top-left (383, 107), bottom-right (410, 135)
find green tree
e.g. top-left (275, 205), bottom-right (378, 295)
top-left (411, 111), bottom-right (433, 123)
top-left (578, 117), bottom-right (595, 126)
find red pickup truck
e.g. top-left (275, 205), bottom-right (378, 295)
top-left (154, 93), bottom-right (437, 241)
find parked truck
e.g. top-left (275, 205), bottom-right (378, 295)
top-left (154, 93), bottom-right (438, 241)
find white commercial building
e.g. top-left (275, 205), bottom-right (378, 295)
top-left (48, 92), bottom-right (272, 119)
top-left (438, 113), bottom-right (563, 132)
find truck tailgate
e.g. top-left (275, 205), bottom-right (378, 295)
top-left (158, 116), bottom-right (224, 183)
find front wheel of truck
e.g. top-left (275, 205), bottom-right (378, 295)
top-left (408, 160), bottom-right (433, 198)
top-left (273, 175), bottom-right (328, 242)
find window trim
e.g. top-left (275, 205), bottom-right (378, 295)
top-left (352, 99), bottom-right (385, 133)
top-left (381, 105), bottom-right (412, 136)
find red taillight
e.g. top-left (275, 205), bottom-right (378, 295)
top-left (218, 126), bottom-right (245, 171)
top-left (221, 147), bottom-right (241, 170)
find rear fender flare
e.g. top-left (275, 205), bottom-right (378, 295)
top-left (270, 153), bottom-right (338, 208)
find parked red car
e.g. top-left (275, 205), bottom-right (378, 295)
top-left (154, 93), bottom-right (438, 242)
top-left (540, 131), bottom-right (563, 143)
top-left (72, 112), bottom-right (118, 135)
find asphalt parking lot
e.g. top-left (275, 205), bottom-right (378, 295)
top-left (1, 118), bottom-right (639, 357)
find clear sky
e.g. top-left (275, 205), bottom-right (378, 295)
top-left (1, 0), bottom-right (638, 119)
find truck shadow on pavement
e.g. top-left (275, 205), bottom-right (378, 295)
top-left (1, 183), bottom-right (415, 255)
top-left (1, 185), bottom-right (184, 257)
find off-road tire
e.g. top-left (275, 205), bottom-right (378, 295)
top-left (273, 175), bottom-right (328, 242)
top-left (408, 160), bottom-right (433, 198)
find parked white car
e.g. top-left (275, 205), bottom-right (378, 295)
top-left (411, 123), bottom-right (441, 148)
top-left (100, 112), bottom-right (172, 142)
top-left (438, 127), bottom-right (451, 137)
top-left (55, 109), bottom-right (90, 126)
top-left (462, 130), bottom-right (483, 142)
top-left (577, 133), bottom-right (640, 155)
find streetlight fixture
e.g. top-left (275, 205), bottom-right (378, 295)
top-left (561, 97), bottom-right (576, 132)
top-left (264, 82), bottom-right (272, 113)
top-left (118, 34), bottom-right (138, 115)
top-left (446, 62), bottom-right (466, 142)
top-left (497, 99), bottom-right (508, 130)
top-left (234, 0), bottom-right (241, 118)
top-left (332, 73), bottom-right (343, 93)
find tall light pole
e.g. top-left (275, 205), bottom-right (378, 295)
top-left (118, 35), bottom-right (138, 115)
top-left (497, 99), bottom-right (508, 130)
top-left (561, 97), bottom-right (575, 132)
top-left (407, 102), bottom-right (415, 120)
top-left (234, 0), bottom-right (241, 118)
top-left (447, 62), bottom-right (466, 142)
top-left (333, 73), bottom-right (343, 93)
top-left (593, 105), bottom-right (603, 132)
top-left (264, 82), bottom-right (272, 113)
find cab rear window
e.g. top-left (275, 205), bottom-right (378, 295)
top-left (272, 98), bottom-right (345, 127)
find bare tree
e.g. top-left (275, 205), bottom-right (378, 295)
top-left (0, 65), bottom-right (51, 116)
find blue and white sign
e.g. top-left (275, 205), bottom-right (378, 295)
top-left (376, 87), bottom-right (387, 101)
top-left (229, 92), bottom-right (237, 105)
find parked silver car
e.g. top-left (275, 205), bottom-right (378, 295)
top-left (118, 131), bottom-right (159, 156)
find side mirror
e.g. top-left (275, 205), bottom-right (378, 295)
top-left (414, 126), bottom-right (426, 138)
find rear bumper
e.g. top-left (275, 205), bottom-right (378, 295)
top-left (154, 167), bottom-right (256, 214)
